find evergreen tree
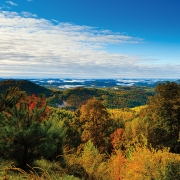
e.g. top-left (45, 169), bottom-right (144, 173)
top-left (0, 93), bottom-right (63, 169)
top-left (0, 87), bottom-right (24, 112)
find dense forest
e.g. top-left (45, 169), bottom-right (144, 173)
top-left (0, 80), bottom-right (180, 179)
top-left (0, 79), bottom-right (155, 109)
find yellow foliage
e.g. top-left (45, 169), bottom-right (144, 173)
top-left (109, 108), bottom-right (136, 121)
top-left (131, 105), bottom-right (147, 113)
top-left (108, 146), bottom-right (180, 180)
top-left (109, 151), bottom-right (125, 180)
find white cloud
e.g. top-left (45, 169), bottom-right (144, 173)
top-left (6, 1), bottom-right (18, 6)
top-left (20, 11), bottom-right (37, 18)
top-left (0, 10), bottom-right (179, 78)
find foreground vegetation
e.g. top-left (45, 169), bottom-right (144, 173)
top-left (0, 81), bottom-right (180, 179)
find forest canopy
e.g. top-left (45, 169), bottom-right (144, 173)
top-left (0, 81), bottom-right (180, 179)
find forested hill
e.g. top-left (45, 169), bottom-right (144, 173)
top-left (0, 80), bottom-right (53, 97)
top-left (0, 79), bottom-right (155, 109)
top-left (50, 86), bottom-right (155, 109)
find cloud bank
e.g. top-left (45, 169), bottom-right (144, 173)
top-left (0, 10), bottom-right (179, 78)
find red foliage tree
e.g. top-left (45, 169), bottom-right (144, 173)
top-left (110, 128), bottom-right (125, 150)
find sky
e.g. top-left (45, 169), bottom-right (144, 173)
top-left (0, 0), bottom-right (180, 79)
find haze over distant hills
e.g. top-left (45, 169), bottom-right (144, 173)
top-left (0, 78), bottom-right (179, 89)
top-left (0, 78), bottom-right (178, 89)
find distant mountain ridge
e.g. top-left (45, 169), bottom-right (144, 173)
top-left (11, 78), bottom-right (179, 89)
top-left (0, 79), bottom-right (53, 96)
top-left (0, 78), bottom-right (179, 89)
top-left (0, 78), bottom-right (179, 109)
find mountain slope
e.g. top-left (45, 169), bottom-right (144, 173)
top-left (0, 80), bottom-right (53, 96)
top-left (0, 79), bottom-right (155, 109)
top-left (50, 86), bottom-right (155, 110)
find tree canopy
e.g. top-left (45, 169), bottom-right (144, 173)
top-left (0, 89), bottom-right (64, 169)
top-left (146, 82), bottom-right (180, 152)
top-left (77, 99), bottom-right (113, 152)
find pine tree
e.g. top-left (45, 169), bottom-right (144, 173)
top-left (0, 87), bottom-right (24, 112)
top-left (0, 92), bottom-right (63, 169)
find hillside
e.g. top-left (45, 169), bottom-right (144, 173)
top-left (0, 79), bottom-right (53, 97)
top-left (49, 86), bottom-right (155, 109)
top-left (0, 79), bottom-right (155, 109)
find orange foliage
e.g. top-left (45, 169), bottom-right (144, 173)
top-left (109, 151), bottom-right (125, 180)
top-left (110, 128), bottom-right (124, 150)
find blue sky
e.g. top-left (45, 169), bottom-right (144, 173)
top-left (0, 0), bottom-right (180, 78)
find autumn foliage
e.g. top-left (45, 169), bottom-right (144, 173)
top-left (110, 128), bottom-right (124, 150)
top-left (16, 94), bottom-right (50, 122)
top-left (1, 82), bottom-right (180, 179)
top-left (0, 89), bottom-right (61, 169)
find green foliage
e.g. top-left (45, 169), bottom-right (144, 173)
top-left (80, 140), bottom-right (108, 179)
top-left (163, 160), bottom-right (180, 180)
top-left (146, 81), bottom-right (180, 152)
top-left (0, 80), bottom-right (53, 96)
top-left (0, 91), bottom-right (64, 169)
top-left (53, 86), bottom-right (154, 110)
top-left (105, 86), bottom-right (154, 109)
top-left (58, 87), bottom-right (109, 110)
top-left (64, 140), bottom-right (109, 179)
top-left (49, 107), bottom-right (84, 155)
top-left (0, 80), bottom-right (155, 109)
top-left (49, 107), bottom-right (79, 157)
top-left (0, 87), bottom-right (24, 112)
top-left (50, 107), bottom-right (75, 122)
top-left (1, 81), bottom-right (180, 179)
top-left (33, 159), bottom-right (61, 176)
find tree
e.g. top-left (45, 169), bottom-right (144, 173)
top-left (146, 82), bottom-right (180, 152)
top-left (49, 107), bottom-right (80, 154)
top-left (110, 128), bottom-right (125, 150)
top-left (0, 92), bottom-right (63, 169)
top-left (78, 99), bottom-right (112, 153)
top-left (0, 87), bottom-right (24, 112)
